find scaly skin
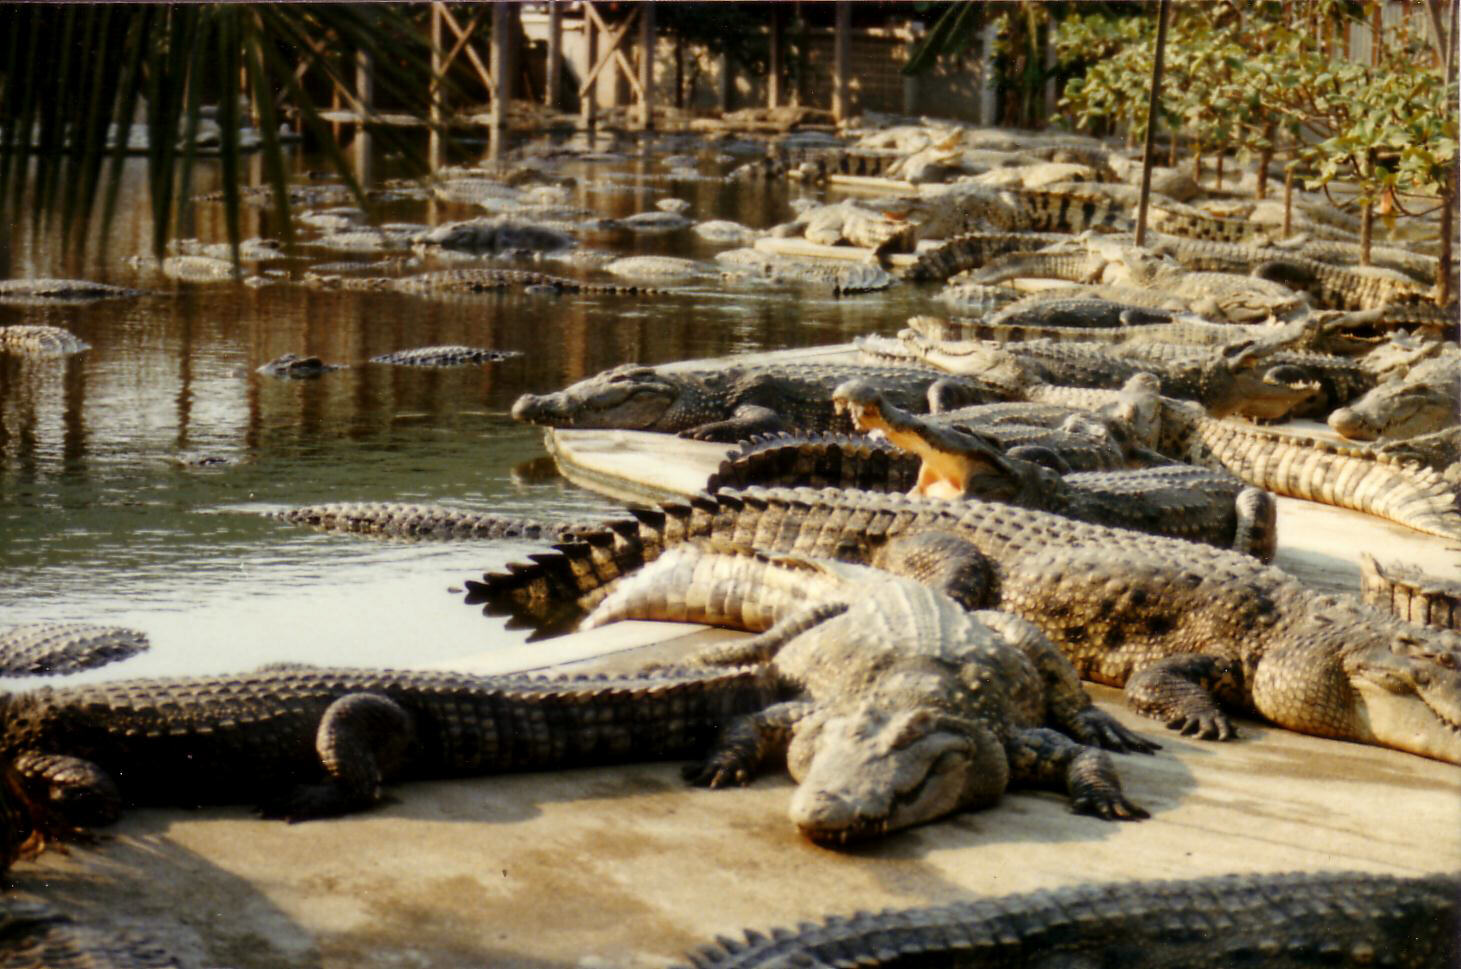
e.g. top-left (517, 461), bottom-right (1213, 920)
top-left (0, 325), bottom-right (90, 356)
top-left (0, 897), bottom-right (180, 969)
top-left (903, 231), bottom-right (1072, 283)
top-left (305, 268), bottom-right (660, 296)
top-left (274, 502), bottom-right (602, 542)
top-left (0, 666), bottom-right (776, 829)
top-left (1252, 255), bottom-right (1436, 311)
top-left (675, 871), bottom-right (1461, 969)
top-left (1329, 350), bottom-right (1459, 441)
top-left (1361, 554), bottom-right (1461, 632)
top-left (582, 543), bottom-right (1152, 842)
top-left (0, 279), bottom-right (139, 304)
top-left (831, 379), bottom-right (1275, 560)
top-left (510, 363), bottom-right (1018, 443)
top-left (466, 486), bottom-right (1461, 763)
top-left (0, 625), bottom-right (149, 678)
top-left (369, 345), bottom-right (522, 367)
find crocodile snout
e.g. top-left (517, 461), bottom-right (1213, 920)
top-left (511, 393), bottom-right (550, 424)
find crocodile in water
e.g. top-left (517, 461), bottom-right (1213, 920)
top-left (582, 542), bottom-right (1152, 842)
top-left (255, 353), bottom-right (346, 378)
top-left (466, 485), bottom-right (1461, 763)
top-left (275, 502), bottom-right (601, 542)
top-left (510, 363), bottom-right (1018, 443)
top-left (0, 624), bottom-right (149, 678)
top-left (304, 267), bottom-right (661, 297)
top-left (369, 345), bottom-right (522, 367)
top-left (0, 325), bottom-right (91, 356)
top-left (675, 870), bottom-right (1460, 969)
top-left (0, 278), bottom-right (140, 304)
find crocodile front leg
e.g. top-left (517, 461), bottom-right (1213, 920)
top-left (679, 405), bottom-right (786, 442)
top-left (1005, 728), bottom-right (1148, 820)
top-left (685, 700), bottom-right (814, 788)
top-left (260, 693), bottom-right (414, 821)
top-left (1124, 654), bottom-right (1245, 740)
top-left (9, 751), bottom-right (122, 829)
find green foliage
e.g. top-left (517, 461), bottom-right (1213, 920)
top-left (0, 4), bottom-right (448, 264)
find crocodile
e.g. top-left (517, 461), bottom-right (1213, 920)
top-left (604, 255), bottom-right (712, 281)
top-left (369, 345), bottom-right (522, 367)
top-left (0, 278), bottom-right (139, 304)
top-left (0, 665), bottom-right (774, 830)
top-left (916, 185), bottom-right (1133, 240)
top-left (902, 231), bottom-right (1071, 283)
top-left (1086, 241), bottom-right (1312, 323)
top-left (0, 624), bottom-right (149, 678)
top-left (0, 896), bottom-right (181, 969)
top-left (466, 485), bottom-right (1461, 763)
top-left (936, 282), bottom-right (1020, 315)
top-left (581, 542), bottom-right (1151, 842)
top-left (716, 250), bottom-right (896, 295)
top-left (303, 268), bottom-right (660, 297)
top-left (830, 379), bottom-right (1275, 560)
top-left (1375, 427), bottom-right (1461, 479)
top-left (1021, 373), bottom-right (1461, 542)
top-left (1251, 254), bottom-right (1437, 311)
top-left (769, 200), bottom-right (916, 254)
top-left (859, 332), bottom-right (1323, 422)
top-left (0, 325), bottom-right (90, 356)
top-left (275, 502), bottom-right (601, 542)
top-left (1361, 554), bottom-right (1461, 632)
top-left (1150, 233), bottom-right (1443, 292)
top-left (728, 147), bottom-right (903, 183)
top-left (255, 353), bottom-right (345, 378)
top-left (675, 870), bottom-right (1461, 969)
top-left (985, 295), bottom-right (1176, 329)
top-left (509, 363), bottom-right (1019, 443)
top-left (1328, 350), bottom-right (1460, 441)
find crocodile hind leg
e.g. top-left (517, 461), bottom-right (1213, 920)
top-left (868, 530), bottom-right (995, 612)
top-left (679, 405), bottom-right (786, 442)
top-left (685, 700), bottom-right (813, 788)
top-left (260, 693), bottom-right (414, 821)
top-left (1124, 654), bottom-right (1245, 740)
top-left (1233, 486), bottom-right (1277, 563)
top-left (1005, 728), bottom-right (1148, 820)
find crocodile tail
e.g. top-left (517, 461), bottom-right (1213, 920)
top-left (275, 503), bottom-right (599, 543)
top-left (708, 433), bottom-right (917, 493)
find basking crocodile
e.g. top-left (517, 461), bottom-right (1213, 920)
top-left (918, 185), bottom-right (1132, 240)
top-left (1329, 350), bottom-right (1460, 442)
top-left (902, 231), bottom-right (1070, 283)
top-left (859, 332), bottom-right (1322, 422)
top-left (466, 485), bottom-right (1461, 763)
top-left (582, 542), bottom-right (1151, 842)
top-left (675, 870), bottom-right (1461, 969)
top-left (1361, 554), bottom-right (1461, 632)
top-left (0, 325), bottom-right (90, 356)
top-left (1092, 242), bottom-right (1311, 323)
top-left (304, 267), bottom-right (660, 297)
top-left (369, 345), bottom-right (522, 367)
top-left (0, 896), bottom-right (180, 969)
top-left (0, 624), bottom-right (149, 677)
top-left (510, 363), bottom-right (1018, 443)
top-left (0, 278), bottom-right (139, 304)
top-left (0, 665), bottom-right (774, 829)
top-left (716, 250), bottom-right (895, 295)
top-left (255, 353), bottom-right (345, 378)
top-left (830, 379), bottom-right (1276, 560)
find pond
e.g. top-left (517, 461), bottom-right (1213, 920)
top-left (0, 132), bottom-right (933, 678)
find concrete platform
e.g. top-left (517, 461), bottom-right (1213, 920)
top-left (9, 344), bottom-right (1458, 969)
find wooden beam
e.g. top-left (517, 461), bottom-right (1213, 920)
top-left (581, 4), bottom-right (598, 127)
top-left (832, 1), bottom-right (850, 122)
top-left (577, 3), bottom-right (639, 98)
top-left (768, 5), bottom-right (783, 109)
top-left (490, 0), bottom-right (511, 152)
top-left (440, 4), bottom-right (496, 100)
top-left (545, 0), bottom-right (562, 110)
top-left (429, 4), bottom-right (443, 170)
top-left (637, 1), bottom-right (654, 129)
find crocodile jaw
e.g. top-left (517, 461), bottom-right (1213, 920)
top-left (510, 374), bottom-right (680, 430)
top-left (1349, 680), bottom-right (1461, 764)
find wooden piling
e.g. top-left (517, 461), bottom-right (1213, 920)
top-left (768, 5), bottom-right (784, 109)
top-left (546, 0), bottom-right (562, 111)
top-left (429, 4), bottom-right (444, 171)
top-left (490, 1), bottom-right (511, 159)
top-left (1134, 0), bottom-right (1170, 248)
top-left (832, 1), bottom-right (850, 122)
top-left (637, 1), bottom-right (654, 130)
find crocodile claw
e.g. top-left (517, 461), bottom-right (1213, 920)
top-left (1166, 712), bottom-right (1237, 741)
top-left (682, 755), bottom-right (754, 789)
top-left (1070, 708), bottom-right (1161, 754)
top-left (1072, 792), bottom-right (1150, 821)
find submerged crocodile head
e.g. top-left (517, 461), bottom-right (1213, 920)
top-left (1346, 627), bottom-right (1461, 764)
top-left (511, 365), bottom-right (706, 431)
top-left (786, 703), bottom-right (1010, 844)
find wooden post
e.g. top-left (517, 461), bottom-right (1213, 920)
top-left (354, 45), bottom-right (373, 184)
top-left (1134, 0), bottom-right (1170, 248)
top-left (832, 1), bottom-right (850, 122)
top-left (490, 0), bottom-right (511, 159)
top-left (979, 21), bottom-right (998, 125)
top-left (545, 0), bottom-right (562, 111)
top-left (718, 52), bottom-right (733, 112)
top-left (768, 4), bottom-right (784, 109)
top-left (429, 3), bottom-right (444, 171)
top-left (637, 1), bottom-right (654, 130)
top-left (581, 6), bottom-right (598, 128)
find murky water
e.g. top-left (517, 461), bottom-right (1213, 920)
top-left (0, 133), bottom-right (932, 677)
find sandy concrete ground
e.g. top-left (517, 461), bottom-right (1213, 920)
top-left (7, 681), bottom-right (1458, 969)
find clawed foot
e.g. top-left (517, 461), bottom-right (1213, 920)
top-left (683, 748), bottom-right (758, 788)
top-left (1071, 791), bottom-right (1149, 821)
top-left (1070, 708), bottom-right (1161, 754)
top-left (1164, 711), bottom-right (1237, 741)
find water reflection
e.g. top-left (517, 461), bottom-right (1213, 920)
top-left (0, 137), bottom-right (931, 675)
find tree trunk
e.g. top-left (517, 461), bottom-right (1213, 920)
top-left (1438, 170), bottom-right (1454, 305)
top-left (1359, 150), bottom-right (1375, 267)
top-left (1255, 122), bottom-right (1274, 200)
top-left (1282, 164), bottom-right (1294, 237)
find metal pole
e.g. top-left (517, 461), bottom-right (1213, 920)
top-left (1134, 0), bottom-right (1170, 249)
